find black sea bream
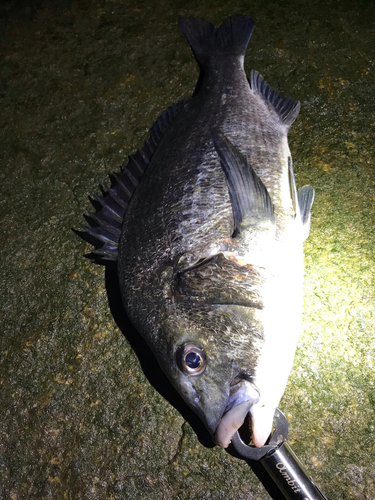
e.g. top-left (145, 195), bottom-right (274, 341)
top-left (81, 15), bottom-right (314, 448)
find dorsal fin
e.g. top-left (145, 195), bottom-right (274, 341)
top-left (250, 69), bottom-right (300, 126)
top-left (211, 130), bottom-right (275, 236)
top-left (79, 98), bottom-right (190, 261)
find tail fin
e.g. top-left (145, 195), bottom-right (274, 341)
top-left (178, 15), bottom-right (255, 65)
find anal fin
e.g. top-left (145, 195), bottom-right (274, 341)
top-left (250, 70), bottom-right (300, 127)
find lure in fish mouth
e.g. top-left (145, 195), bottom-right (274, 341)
top-left (79, 15), bottom-right (314, 449)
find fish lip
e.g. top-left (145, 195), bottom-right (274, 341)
top-left (213, 377), bottom-right (260, 448)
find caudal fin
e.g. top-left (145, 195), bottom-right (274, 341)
top-left (178, 15), bottom-right (255, 65)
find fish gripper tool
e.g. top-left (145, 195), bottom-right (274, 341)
top-left (231, 408), bottom-right (328, 500)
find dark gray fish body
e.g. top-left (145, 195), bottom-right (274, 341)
top-left (81, 16), bottom-right (314, 448)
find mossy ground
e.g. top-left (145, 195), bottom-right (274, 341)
top-left (1, 0), bottom-right (375, 498)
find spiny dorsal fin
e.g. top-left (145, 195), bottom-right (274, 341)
top-left (79, 98), bottom-right (190, 261)
top-left (298, 185), bottom-right (315, 241)
top-left (250, 69), bottom-right (300, 126)
top-left (178, 15), bottom-right (255, 65)
top-left (211, 129), bottom-right (275, 236)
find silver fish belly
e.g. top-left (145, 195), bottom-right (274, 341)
top-left (81, 15), bottom-right (314, 449)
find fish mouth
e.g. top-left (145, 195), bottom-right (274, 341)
top-left (214, 377), bottom-right (260, 448)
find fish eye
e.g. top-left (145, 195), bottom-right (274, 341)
top-left (177, 343), bottom-right (206, 376)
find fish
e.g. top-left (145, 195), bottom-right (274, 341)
top-left (80, 15), bottom-right (314, 449)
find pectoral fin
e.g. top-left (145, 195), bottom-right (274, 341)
top-left (211, 130), bottom-right (275, 236)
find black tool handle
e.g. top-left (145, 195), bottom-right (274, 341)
top-left (260, 441), bottom-right (328, 500)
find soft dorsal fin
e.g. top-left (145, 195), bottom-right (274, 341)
top-left (211, 130), bottom-right (275, 236)
top-left (250, 69), bottom-right (300, 126)
top-left (298, 185), bottom-right (315, 241)
top-left (79, 98), bottom-right (190, 261)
